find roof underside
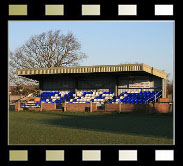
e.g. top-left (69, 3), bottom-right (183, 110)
top-left (16, 63), bottom-right (167, 80)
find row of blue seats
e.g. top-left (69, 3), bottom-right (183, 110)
top-left (81, 91), bottom-right (114, 97)
top-left (119, 93), bottom-right (161, 104)
top-left (121, 94), bottom-right (160, 100)
top-left (82, 91), bottom-right (113, 94)
top-left (37, 91), bottom-right (74, 97)
top-left (38, 90), bottom-right (161, 104)
top-left (39, 91), bottom-right (75, 103)
top-left (103, 92), bottom-right (113, 94)
top-left (41, 99), bottom-right (66, 102)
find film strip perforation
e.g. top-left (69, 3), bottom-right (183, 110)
top-left (8, 3), bottom-right (174, 16)
top-left (8, 149), bottom-right (176, 162)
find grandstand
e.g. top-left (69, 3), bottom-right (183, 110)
top-left (16, 63), bottom-right (167, 105)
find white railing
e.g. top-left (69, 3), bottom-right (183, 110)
top-left (12, 90), bottom-right (40, 103)
top-left (145, 90), bottom-right (162, 104)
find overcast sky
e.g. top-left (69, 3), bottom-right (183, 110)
top-left (9, 21), bottom-right (174, 80)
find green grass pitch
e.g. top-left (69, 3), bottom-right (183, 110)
top-left (9, 111), bottom-right (173, 145)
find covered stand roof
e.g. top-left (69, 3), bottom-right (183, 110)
top-left (16, 63), bottom-right (167, 80)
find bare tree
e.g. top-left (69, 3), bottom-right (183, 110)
top-left (10, 84), bottom-right (39, 96)
top-left (9, 30), bottom-right (87, 85)
top-left (166, 73), bottom-right (173, 95)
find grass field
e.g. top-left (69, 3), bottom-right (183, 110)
top-left (9, 111), bottom-right (173, 145)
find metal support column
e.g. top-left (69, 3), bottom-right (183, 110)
top-left (115, 77), bottom-right (119, 96)
top-left (162, 79), bottom-right (167, 98)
